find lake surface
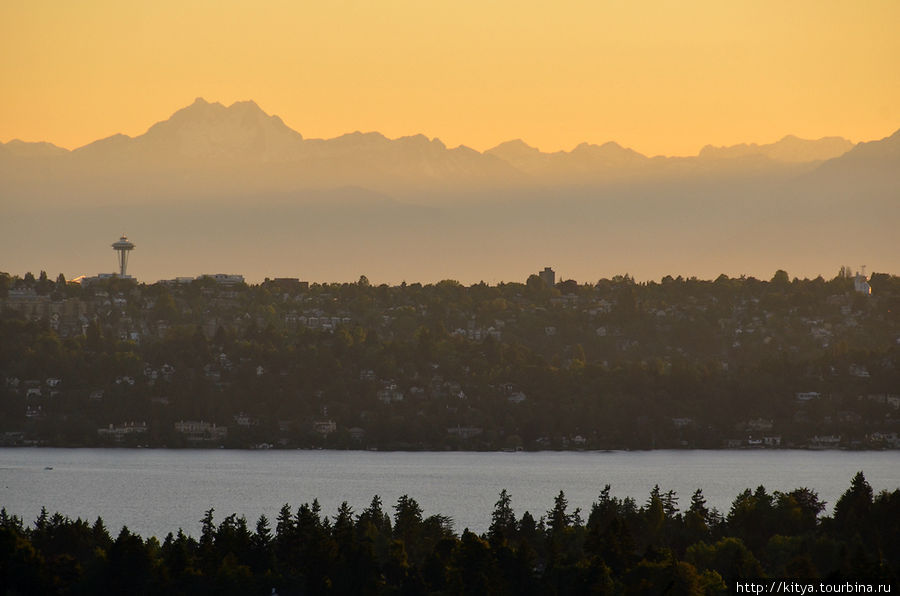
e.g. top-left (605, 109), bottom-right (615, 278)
top-left (1, 448), bottom-right (898, 539)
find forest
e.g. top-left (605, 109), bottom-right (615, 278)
top-left (1, 472), bottom-right (897, 594)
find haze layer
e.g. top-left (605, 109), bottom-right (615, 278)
top-left (2, 100), bottom-right (897, 284)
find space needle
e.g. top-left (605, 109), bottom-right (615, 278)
top-left (111, 235), bottom-right (135, 277)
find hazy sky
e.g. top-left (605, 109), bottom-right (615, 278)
top-left (2, 0), bottom-right (898, 156)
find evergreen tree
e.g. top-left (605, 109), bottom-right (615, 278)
top-left (834, 471), bottom-right (874, 536)
top-left (488, 489), bottom-right (517, 546)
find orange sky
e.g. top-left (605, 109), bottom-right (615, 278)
top-left (2, 0), bottom-right (898, 156)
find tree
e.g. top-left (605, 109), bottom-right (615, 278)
top-left (685, 488), bottom-right (712, 543)
top-left (771, 269), bottom-right (790, 286)
top-left (393, 495), bottom-right (423, 553)
top-left (774, 488), bottom-right (824, 535)
top-left (34, 271), bottom-right (54, 296)
top-left (526, 274), bottom-right (550, 300)
top-left (290, 501), bottom-right (335, 592)
top-left (1, 523), bottom-right (50, 594)
top-left (488, 489), bottom-right (517, 546)
top-left (248, 515), bottom-right (273, 574)
top-left (357, 495), bottom-right (392, 566)
top-left (662, 489), bottom-right (679, 519)
top-left (643, 485), bottom-right (666, 546)
top-left (451, 530), bottom-right (497, 594)
top-left (152, 291), bottom-right (178, 322)
top-left (106, 527), bottom-right (154, 594)
top-left (358, 496), bottom-right (391, 536)
top-left (333, 501), bottom-right (354, 543)
top-left (834, 472), bottom-right (873, 535)
top-left (197, 508), bottom-right (217, 574)
top-left (546, 490), bottom-right (572, 535)
top-left (92, 516), bottom-right (113, 551)
top-left (689, 489), bottom-right (709, 520)
top-left (274, 503), bottom-right (296, 572)
top-left (686, 537), bottom-right (763, 586)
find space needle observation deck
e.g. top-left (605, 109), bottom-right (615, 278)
top-left (111, 235), bottom-right (135, 277)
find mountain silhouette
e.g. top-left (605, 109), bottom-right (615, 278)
top-left (486, 139), bottom-right (649, 182)
top-left (54, 99), bottom-right (521, 196)
top-left (818, 127), bottom-right (900, 168)
top-left (0, 139), bottom-right (69, 158)
top-left (1, 99), bottom-right (898, 285)
top-left (2, 98), bottom-right (876, 203)
top-left (698, 135), bottom-right (854, 163)
top-left (72, 98), bottom-right (305, 165)
top-left (806, 127), bottom-right (900, 194)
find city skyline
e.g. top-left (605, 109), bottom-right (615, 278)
top-left (17, 232), bottom-right (888, 287)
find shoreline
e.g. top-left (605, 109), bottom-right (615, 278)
top-left (2, 444), bottom-right (895, 452)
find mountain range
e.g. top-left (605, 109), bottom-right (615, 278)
top-left (1, 99), bottom-right (898, 284)
top-left (3, 97), bottom-right (897, 205)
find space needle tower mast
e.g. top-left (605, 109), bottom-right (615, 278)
top-left (111, 235), bottom-right (135, 277)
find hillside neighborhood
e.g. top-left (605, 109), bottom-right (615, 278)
top-left (1, 267), bottom-right (898, 450)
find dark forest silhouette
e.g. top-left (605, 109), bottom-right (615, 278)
top-left (2, 473), bottom-right (898, 594)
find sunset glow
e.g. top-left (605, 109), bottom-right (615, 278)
top-left (2, 0), bottom-right (898, 155)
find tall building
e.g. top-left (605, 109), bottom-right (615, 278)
top-left (539, 266), bottom-right (555, 287)
top-left (111, 235), bottom-right (135, 277)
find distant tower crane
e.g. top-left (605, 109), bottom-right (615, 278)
top-left (111, 235), bottom-right (135, 277)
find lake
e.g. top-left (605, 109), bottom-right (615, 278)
top-left (1, 448), bottom-right (898, 539)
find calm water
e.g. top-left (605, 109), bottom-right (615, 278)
top-left (1, 448), bottom-right (897, 539)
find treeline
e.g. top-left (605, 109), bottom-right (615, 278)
top-left (2, 473), bottom-right (898, 594)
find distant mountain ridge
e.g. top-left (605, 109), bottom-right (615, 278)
top-left (1, 98), bottom-right (863, 163)
top-left (1, 98), bottom-right (897, 205)
top-left (72, 98), bottom-right (305, 164)
top-left (0, 138), bottom-right (69, 158)
top-left (698, 135), bottom-right (854, 163)
top-left (2, 98), bottom-right (898, 289)
top-left (485, 139), bottom-right (650, 182)
top-left (802, 127), bottom-right (900, 192)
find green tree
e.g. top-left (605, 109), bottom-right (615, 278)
top-left (833, 472), bottom-right (873, 536)
top-left (686, 537), bottom-right (763, 586)
top-left (546, 490), bottom-right (572, 535)
top-left (450, 530), bottom-right (498, 594)
top-left (488, 489), bottom-right (517, 547)
top-left (771, 269), bottom-right (790, 286)
top-left (393, 494), bottom-right (424, 566)
top-left (105, 527), bottom-right (154, 594)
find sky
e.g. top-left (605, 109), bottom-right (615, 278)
top-left (2, 0), bottom-right (899, 156)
